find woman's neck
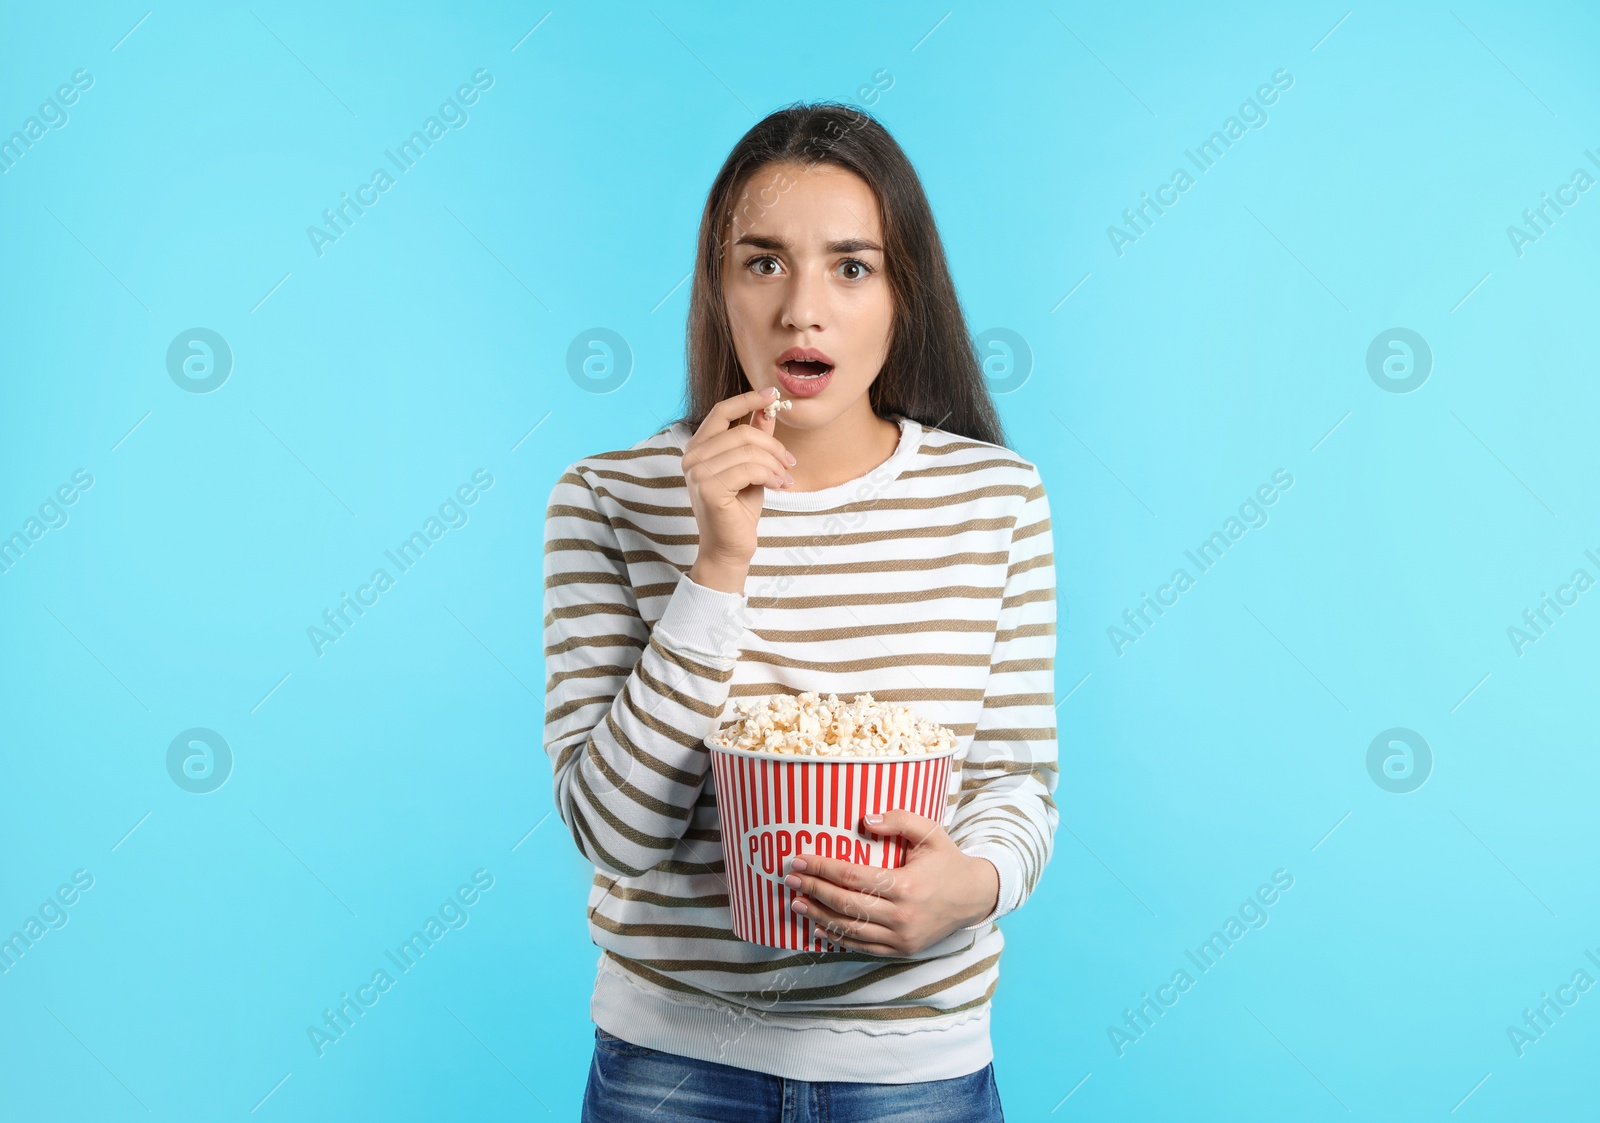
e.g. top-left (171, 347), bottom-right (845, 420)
top-left (776, 407), bottom-right (902, 492)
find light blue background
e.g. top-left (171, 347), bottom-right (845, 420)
top-left (2, 1), bottom-right (1597, 1119)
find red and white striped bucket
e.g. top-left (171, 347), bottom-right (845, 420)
top-left (705, 710), bottom-right (955, 953)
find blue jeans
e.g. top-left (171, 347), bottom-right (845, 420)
top-left (581, 1027), bottom-right (1005, 1122)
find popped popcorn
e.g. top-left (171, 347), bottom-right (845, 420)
top-left (708, 691), bottom-right (957, 759)
top-left (762, 396), bottom-right (793, 420)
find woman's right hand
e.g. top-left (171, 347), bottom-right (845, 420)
top-left (682, 387), bottom-right (797, 569)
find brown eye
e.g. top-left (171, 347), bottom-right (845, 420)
top-left (839, 259), bottom-right (873, 281)
top-left (749, 255), bottom-right (781, 276)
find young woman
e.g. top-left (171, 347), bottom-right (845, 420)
top-left (543, 102), bottom-right (1058, 1121)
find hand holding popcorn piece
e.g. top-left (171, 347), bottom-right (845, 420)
top-left (681, 386), bottom-right (798, 574)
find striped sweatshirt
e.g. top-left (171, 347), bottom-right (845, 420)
top-left (541, 411), bottom-right (1059, 1084)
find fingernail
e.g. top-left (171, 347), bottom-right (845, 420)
top-left (790, 857), bottom-right (807, 872)
top-left (792, 900), bottom-right (809, 913)
top-left (786, 454), bottom-right (797, 466)
top-left (769, 387), bottom-right (780, 397)
top-left (784, 874), bottom-right (801, 889)
top-left (784, 473), bottom-right (794, 485)
top-left (865, 813), bottom-right (883, 825)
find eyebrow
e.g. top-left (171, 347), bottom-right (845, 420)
top-left (732, 234), bottom-right (883, 254)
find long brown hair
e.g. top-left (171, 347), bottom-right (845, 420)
top-left (666, 101), bottom-right (1009, 449)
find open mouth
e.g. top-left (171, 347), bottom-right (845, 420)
top-left (783, 359), bottom-right (833, 379)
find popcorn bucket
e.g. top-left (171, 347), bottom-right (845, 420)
top-left (705, 705), bottom-right (956, 953)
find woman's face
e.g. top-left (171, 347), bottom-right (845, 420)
top-left (720, 161), bottom-right (892, 426)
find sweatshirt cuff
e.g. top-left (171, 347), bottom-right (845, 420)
top-left (652, 570), bottom-right (750, 664)
top-left (958, 842), bottom-right (1023, 929)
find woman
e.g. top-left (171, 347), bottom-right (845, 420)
top-left (543, 101), bottom-right (1058, 1121)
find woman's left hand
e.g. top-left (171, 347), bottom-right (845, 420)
top-left (784, 811), bottom-right (1000, 956)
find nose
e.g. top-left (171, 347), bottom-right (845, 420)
top-left (779, 260), bottom-right (824, 333)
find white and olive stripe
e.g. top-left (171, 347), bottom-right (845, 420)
top-left (542, 413), bottom-right (1058, 1082)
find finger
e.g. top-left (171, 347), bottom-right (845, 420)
top-left (690, 444), bottom-right (788, 480)
top-left (791, 853), bottom-right (897, 897)
top-left (750, 393), bottom-right (783, 438)
top-left (792, 871), bottom-right (898, 925)
top-left (860, 810), bottom-right (948, 851)
top-left (825, 933), bottom-right (900, 956)
top-left (749, 409), bottom-right (795, 466)
top-left (793, 857), bottom-right (883, 895)
top-left (696, 387), bottom-right (782, 438)
top-left (796, 851), bottom-right (902, 895)
top-left (690, 424), bottom-right (795, 469)
top-left (687, 448), bottom-right (791, 494)
top-left (794, 893), bottom-right (898, 945)
top-left (747, 420), bottom-right (795, 464)
top-left (689, 460), bottom-right (786, 499)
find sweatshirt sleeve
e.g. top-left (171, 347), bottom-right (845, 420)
top-left (947, 464), bottom-right (1060, 928)
top-left (542, 465), bottom-right (749, 878)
